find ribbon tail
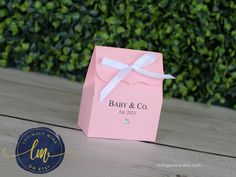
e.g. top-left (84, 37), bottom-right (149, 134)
top-left (100, 67), bottom-right (131, 102)
top-left (133, 53), bottom-right (157, 67)
top-left (135, 68), bottom-right (175, 79)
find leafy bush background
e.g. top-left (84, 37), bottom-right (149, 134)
top-left (0, 0), bottom-right (235, 109)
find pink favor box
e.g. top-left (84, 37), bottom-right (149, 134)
top-left (78, 46), bottom-right (172, 142)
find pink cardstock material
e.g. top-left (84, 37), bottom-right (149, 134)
top-left (78, 46), bottom-right (173, 142)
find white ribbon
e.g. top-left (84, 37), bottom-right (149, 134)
top-left (100, 53), bottom-right (175, 102)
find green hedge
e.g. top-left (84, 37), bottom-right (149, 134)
top-left (0, 0), bottom-right (236, 109)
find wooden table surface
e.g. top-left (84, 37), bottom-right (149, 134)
top-left (0, 68), bottom-right (235, 177)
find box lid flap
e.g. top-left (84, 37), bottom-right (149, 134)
top-left (94, 46), bottom-right (164, 86)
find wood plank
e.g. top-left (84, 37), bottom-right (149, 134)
top-left (0, 74), bottom-right (81, 128)
top-left (0, 68), bottom-right (82, 93)
top-left (0, 68), bottom-right (236, 157)
top-left (0, 116), bottom-right (235, 177)
top-left (158, 99), bottom-right (236, 157)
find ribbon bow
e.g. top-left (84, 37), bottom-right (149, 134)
top-left (100, 53), bottom-right (175, 102)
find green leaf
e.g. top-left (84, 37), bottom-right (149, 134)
top-left (0, 9), bottom-right (7, 17)
top-left (21, 43), bottom-right (29, 50)
top-left (46, 2), bottom-right (54, 10)
top-left (0, 59), bottom-right (7, 67)
top-left (34, 1), bottom-right (42, 9)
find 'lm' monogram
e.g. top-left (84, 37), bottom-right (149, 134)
top-left (30, 139), bottom-right (50, 163)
